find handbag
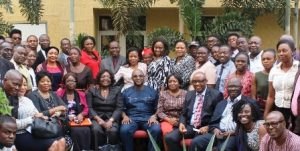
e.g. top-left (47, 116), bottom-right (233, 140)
top-left (98, 132), bottom-right (121, 151)
top-left (31, 117), bottom-right (62, 138)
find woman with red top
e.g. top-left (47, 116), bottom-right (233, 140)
top-left (80, 36), bottom-right (101, 79)
top-left (223, 52), bottom-right (253, 98)
top-left (36, 46), bottom-right (65, 91)
top-left (56, 73), bottom-right (91, 151)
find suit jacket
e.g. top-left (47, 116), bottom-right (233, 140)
top-left (58, 52), bottom-right (69, 67)
top-left (101, 55), bottom-right (126, 74)
top-left (0, 58), bottom-right (14, 86)
top-left (179, 88), bottom-right (223, 128)
top-left (86, 86), bottom-right (123, 122)
top-left (209, 95), bottom-right (260, 131)
top-left (27, 90), bottom-right (66, 117)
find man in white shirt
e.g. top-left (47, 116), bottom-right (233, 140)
top-left (249, 36), bottom-right (264, 73)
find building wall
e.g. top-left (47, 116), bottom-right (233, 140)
top-left (0, 0), bottom-right (298, 50)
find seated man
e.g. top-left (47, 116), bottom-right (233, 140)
top-left (0, 115), bottom-right (17, 151)
top-left (120, 69), bottom-right (161, 151)
top-left (190, 77), bottom-right (259, 151)
top-left (165, 72), bottom-right (223, 151)
top-left (260, 111), bottom-right (300, 151)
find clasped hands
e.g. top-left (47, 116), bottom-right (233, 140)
top-left (179, 123), bottom-right (209, 134)
top-left (121, 115), bottom-right (158, 126)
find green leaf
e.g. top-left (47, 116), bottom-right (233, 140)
top-left (147, 130), bottom-right (161, 151)
top-left (220, 134), bottom-right (231, 151)
top-left (205, 134), bottom-right (216, 151)
top-left (0, 88), bottom-right (12, 116)
top-left (182, 136), bottom-right (187, 151)
top-left (19, 0), bottom-right (44, 24)
top-left (147, 27), bottom-right (182, 51)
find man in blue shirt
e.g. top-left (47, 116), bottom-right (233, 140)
top-left (120, 69), bottom-right (161, 151)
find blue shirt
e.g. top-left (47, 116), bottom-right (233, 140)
top-left (122, 85), bottom-right (158, 122)
top-left (216, 60), bottom-right (236, 93)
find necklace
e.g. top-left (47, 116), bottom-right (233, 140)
top-left (245, 123), bottom-right (255, 133)
top-left (38, 90), bottom-right (50, 99)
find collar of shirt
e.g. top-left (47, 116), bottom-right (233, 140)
top-left (222, 60), bottom-right (234, 68)
top-left (10, 59), bottom-right (25, 69)
top-left (227, 94), bottom-right (242, 103)
top-left (250, 51), bottom-right (263, 61)
top-left (275, 59), bottom-right (299, 69)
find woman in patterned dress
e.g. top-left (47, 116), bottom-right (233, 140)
top-left (171, 40), bottom-right (195, 89)
top-left (147, 37), bottom-right (172, 91)
top-left (232, 99), bottom-right (266, 151)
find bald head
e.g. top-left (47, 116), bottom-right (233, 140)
top-left (266, 111), bottom-right (285, 121)
top-left (3, 70), bottom-right (23, 96)
top-left (227, 77), bottom-right (242, 99)
top-left (132, 69), bottom-right (145, 87)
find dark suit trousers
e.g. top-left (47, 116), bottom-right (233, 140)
top-left (164, 125), bottom-right (196, 151)
top-left (190, 133), bottom-right (237, 151)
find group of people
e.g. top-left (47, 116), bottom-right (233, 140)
top-left (0, 28), bottom-right (300, 151)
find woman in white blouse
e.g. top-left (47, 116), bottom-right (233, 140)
top-left (264, 39), bottom-right (299, 126)
top-left (114, 47), bottom-right (147, 91)
top-left (14, 76), bottom-right (65, 151)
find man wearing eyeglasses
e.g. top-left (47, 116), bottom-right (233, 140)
top-left (189, 77), bottom-right (259, 151)
top-left (260, 111), bottom-right (300, 151)
top-left (120, 69), bottom-right (161, 151)
top-left (9, 29), bottom-right (22, 46)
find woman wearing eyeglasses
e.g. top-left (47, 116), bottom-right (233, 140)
top-left (56, 73), bottom-right (91, 151)
top-left (232, 100), bottom-right (266, 151)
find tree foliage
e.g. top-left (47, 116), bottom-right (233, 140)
top-left (98, 0), bottom-right (156, 35)
top-left (201, 11), bottom-right (253, 43)
top-left (177, 0), bottom-right (204, 40)
top-left (0, 0), bottom-right (44, 35)
top-left (19, 0), bottom-right (44, 24)
top-left (221, 0), bottom-right (286, 29)
top-left (0, 12), bottom-right (13, 35)
top-left (147, 27), bottom-right (182, 51)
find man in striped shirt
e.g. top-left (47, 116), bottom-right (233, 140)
top-left (260, 111), bottom-right (300, 151)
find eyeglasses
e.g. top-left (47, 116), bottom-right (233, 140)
top-left (263, 120), bottom-right (284, 128)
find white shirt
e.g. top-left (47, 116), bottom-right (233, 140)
top-left (219, 95), bottom-right (241, 131)
top-left (269, 60), bottom-right (299, 108)
top-left (190, 87), bottom-right (207, 125)
top-left (249, 51), bottom-right (264, 73)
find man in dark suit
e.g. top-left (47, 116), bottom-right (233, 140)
top-left (0, 57), bottom-right (15, 86)
top-left (101, 41), bottom-right (126, 74)
top-left (189, 77), bottom-right (260, 151)
top-left (165, 72), bottom-right (223, 151)
top-left (32, 34), bottom-right (50, 70)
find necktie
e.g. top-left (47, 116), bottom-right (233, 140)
top-left (215, 65), bottom-right (225, 91)
top-left (193, 94), bottom-right (204, 128)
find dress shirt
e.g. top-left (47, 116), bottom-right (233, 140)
top-left (215, 60), bottom-right (236, 93)
top-left (190, 87), bottom-right (207, 126)
top-left (219, 95), bottom-right (241, 131)
top-left (10, 59), bottom-right (32, 90)
top-left (269, 60), bottom-right (299, 108)
top-left (249, 51), bottom-right (264, 73)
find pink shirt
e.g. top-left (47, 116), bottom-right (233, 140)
top-left (260, 130), bottom-right (300, 151)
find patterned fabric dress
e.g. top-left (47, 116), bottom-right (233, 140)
top-left (147, 56), bottom-right (172, 91)
top-left (171, 54), bottom-right (195, 89)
